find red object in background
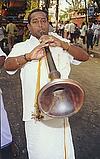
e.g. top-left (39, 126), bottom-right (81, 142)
top-left (71, 15), bottom-right (85, 27)
top-left (9, 1), bottom-right (25, 7)
top-left (1, 9), bottom-right (8, 16)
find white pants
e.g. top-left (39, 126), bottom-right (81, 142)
top-left (25, 118), bottom-right (75, 159)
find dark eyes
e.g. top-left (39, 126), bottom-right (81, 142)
top-left (31, 19), bottom-right (47, 24)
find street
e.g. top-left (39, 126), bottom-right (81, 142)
top-left (0, 57), bottom-right (100, 159)
top-left (70, 57), bottom-right (100, 159)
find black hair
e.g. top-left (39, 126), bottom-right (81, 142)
top-left (28, 8), bottom-right (48, 24)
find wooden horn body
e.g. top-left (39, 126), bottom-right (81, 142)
top-left (37, 47), bottom-right (85, 118)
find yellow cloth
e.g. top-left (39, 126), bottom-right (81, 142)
top-left (33, 60), bottom-right (43, 120)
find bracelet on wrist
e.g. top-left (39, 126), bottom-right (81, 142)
top-left (24, 54), bottom-right (31, 62)
top-left (61, 41), bottom-right (71, 51)
top-left (24, 54), bottom-right (29, 62)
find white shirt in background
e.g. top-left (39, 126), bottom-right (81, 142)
top-left (81, 25), bottom-right (87, 36)
top-left (69, 23), bottom-right (75, 33)
top-left (64, 23), bottom-right (70, 32)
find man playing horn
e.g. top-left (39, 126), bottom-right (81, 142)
top-left (4, 9), bottom-right (89, 159)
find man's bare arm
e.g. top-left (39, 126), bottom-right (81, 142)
top-left (40, 35), bottom-right (89, 62)
top-left (0, 56), bottom-right (6, 68)
top-left (61, 41), bottom-right (89, 61)
top-left (4, 41), bottom-right (48, 71)
top-left (4, 55), bottom-right (28, 71)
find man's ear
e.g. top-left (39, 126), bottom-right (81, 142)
top-left (27, 24), bottom-right (30, 32)
top-left (27, 24), bottom-right (29, 29)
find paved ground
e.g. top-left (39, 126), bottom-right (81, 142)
top-left (79, 40), bottom-right (100, 58)
top-left (70, 57), bottom-right (100, 159)
top-left (0, 56), bottom-right (100, 159)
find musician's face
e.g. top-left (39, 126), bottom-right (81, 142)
top-left (27, 11), bottom-right (49, 39)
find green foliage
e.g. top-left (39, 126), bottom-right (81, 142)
top-left (59, 9), bottom-right (69, 21)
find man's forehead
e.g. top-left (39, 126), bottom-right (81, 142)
top-left (30, 12), bottom-right (47, 19)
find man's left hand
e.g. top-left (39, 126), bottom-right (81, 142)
top-left (39, 35), bottom-right (62, 47)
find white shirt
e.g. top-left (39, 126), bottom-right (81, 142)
top-left (69, 23), bottom-right (75, 33)
top-left (7, 33), bottom-right (80, 121)
top-left (64, 23), bottom-right (70, 32)
top-left (93, 24), bottom-right (100, 35)
top-left (0, 47), bottom-right (6, 56)
top-left (0, 89), bottom-right (12, 148)
top-left (81, 25), bottom-right (87, 36)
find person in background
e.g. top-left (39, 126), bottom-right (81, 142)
top-left (74, 24), bottom-right (81, 44)
top-left (17, 25), bottom-right (24, 42)
top-left (23, 25), bottom-right (30, 41)
top-left (87, 24), bottom-right (94, 53)
top-left (6, 19), bottom-right (17, 52)
top-left (58, 21), bottom-right (65, 37)
top-left (80, 22), bottom-right (87, 45)
top-left (49, 21), bottom-right (54, 32)
top-left (69, 21), bottom-right (75, 43)
top-left (92, 21), bottom-right (100, 46)
top-left (4, 9), bottom-right (89, 159)
top-left (64, 20), bottom-right (70, 39)
top-left (0, 47), bottom-right (13, 159)
top-left (0, 24), bottom-right (5, 50)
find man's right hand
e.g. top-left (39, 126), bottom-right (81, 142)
top-left (26, 41), bottom-right (49, 61)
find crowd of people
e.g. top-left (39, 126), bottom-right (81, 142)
top-left (57, 20), bottom-right (100, 53)
top-left (0, 20), bottom-right (30, 54)
top-left (0, 17), bottom-right (100, 55)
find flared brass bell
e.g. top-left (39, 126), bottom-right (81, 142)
top-left (37, 79), bottom-right (85, 118)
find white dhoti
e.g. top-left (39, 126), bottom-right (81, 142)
top-left (25, 118), bottom-right (75, 159)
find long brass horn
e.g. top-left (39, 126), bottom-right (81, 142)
top-left (37, 47), bottom-right (85, 118)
